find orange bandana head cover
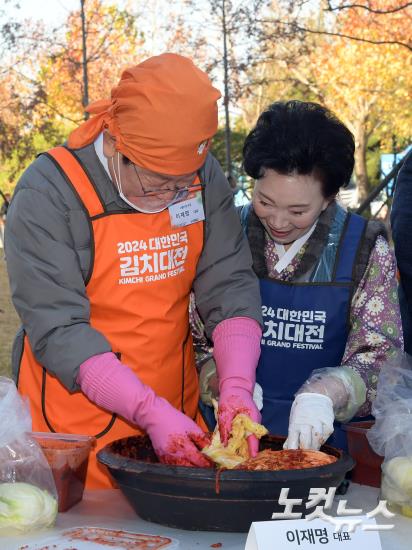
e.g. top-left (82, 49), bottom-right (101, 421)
top-left (68, 53), bottom-right (221, 174)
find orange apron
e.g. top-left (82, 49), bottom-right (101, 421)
top-left (18, 146), bottom-right (205, 488)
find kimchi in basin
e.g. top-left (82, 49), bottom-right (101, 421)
top-left (97, 434), bottom-right (354, 532)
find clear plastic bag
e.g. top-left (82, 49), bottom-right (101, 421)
top-left (367, 352), bottom-right (412, 516)
top-left (0, 376), bottom-right (58, 534)
top-left (297, 365), bottom-right (366, 422)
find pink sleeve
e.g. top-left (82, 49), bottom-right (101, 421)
top-left (212, 317), bottom-right (262, 393)
top-left (77, 352), bottom-right (150, 424)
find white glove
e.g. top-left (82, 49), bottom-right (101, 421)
top-left (284, 393), bottom-right (334, 450)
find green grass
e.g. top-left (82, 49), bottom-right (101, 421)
top-left (0, 255), bottom-right (20, 377)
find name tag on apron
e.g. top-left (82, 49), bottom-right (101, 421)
top-left (169, 191), bottom-right (205, 228)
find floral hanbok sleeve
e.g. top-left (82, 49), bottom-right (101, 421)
top-left (341, 235), bottom-right (403, 416)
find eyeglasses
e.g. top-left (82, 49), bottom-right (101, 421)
top-left (132, 164), bottom-right (204, 200)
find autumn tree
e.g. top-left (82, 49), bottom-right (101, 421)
top-left (237, 0), bottom-right (320, 128)
top-left (38, 0), bottom-right (142, 126)
top-left (246, 0), bottom-right (412, 202)
top-left (323, 0), bottom-right (411, 50)
top-left (0, 1), bottom-right (56, 189)
top-left (0, 0), bottom-right (146, 188)
top-left (293, 2), bottom-right (412, 201)
top-left (184, 0), bottom-right (270, 184)
top-left (281, 1), bottom-right (411, 51)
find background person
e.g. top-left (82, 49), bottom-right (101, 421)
top-left (391, 151), bottom-right (412, 354)
top-left (193, 100), bottom-right (402, 451)
top-left (5, 53), bottom-right (262, 488)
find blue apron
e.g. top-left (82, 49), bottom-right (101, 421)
top-left (256, 204), bottom-right (367, 449)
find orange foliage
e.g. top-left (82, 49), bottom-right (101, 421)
top-left (337, 0), bottom-right (412, 49)
top-left (38, 0), bottom-right (144, 125)
top-left (309, 1), bottom-right (412, 144)
top-left (247, 1), bottom-right (412, 199)
top-left (302, 3), bottom-right (412, 198)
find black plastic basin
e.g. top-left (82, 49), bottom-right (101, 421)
top-left (97, 435), bottom-right (354, 532)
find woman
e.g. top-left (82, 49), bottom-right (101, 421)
top-left (193, 100), bottom-right (403, 450)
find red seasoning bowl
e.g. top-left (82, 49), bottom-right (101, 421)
top-left (343, 421), bottom-right (384, 487)
top-left (32, 432), bottom-right (95, 512)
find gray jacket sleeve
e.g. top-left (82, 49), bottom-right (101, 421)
top-left (195, 155), bottom-right (262, 338)
top-left (5, 158), bottom-right (111, 392)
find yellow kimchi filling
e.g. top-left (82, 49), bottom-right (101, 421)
top-left (202, 411), bottom-right (268, 469)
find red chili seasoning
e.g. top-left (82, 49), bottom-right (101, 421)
top-left (62, 527), bottom-right (173, 549)
top-left (215, 466), bottom-right (228, 495)
top-left (35, 437), bottom-right (92, 512)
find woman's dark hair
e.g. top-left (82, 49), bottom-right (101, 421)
top-left (242, 100), bottom-right (355, 197)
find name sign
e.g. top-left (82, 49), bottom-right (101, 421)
top-left (245, 517), bottom-right (382, 550)
top-left (169, 191), bottom-right (205, 228)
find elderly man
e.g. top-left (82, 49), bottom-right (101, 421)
top-left (5, 53), bottom-right (262, 487)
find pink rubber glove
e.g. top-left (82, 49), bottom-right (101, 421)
top-left (78, 352), bottom-right (211, 467)
top-left (212, 317), bottom-right (262, 457)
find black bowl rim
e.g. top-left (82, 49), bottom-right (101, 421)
top-left (97, 435), bottom-right (355, 482)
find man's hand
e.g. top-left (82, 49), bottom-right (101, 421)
top-left (199, 358), bottom-right (264, 412)
top-left (144, 396), bottom-right (212, 468)
top-left (212, 317), bottom-right (262, 458)
top-left (77, 352), bottom-right (212, 467)
top-left (218, 387), bottom-right (261, 457)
